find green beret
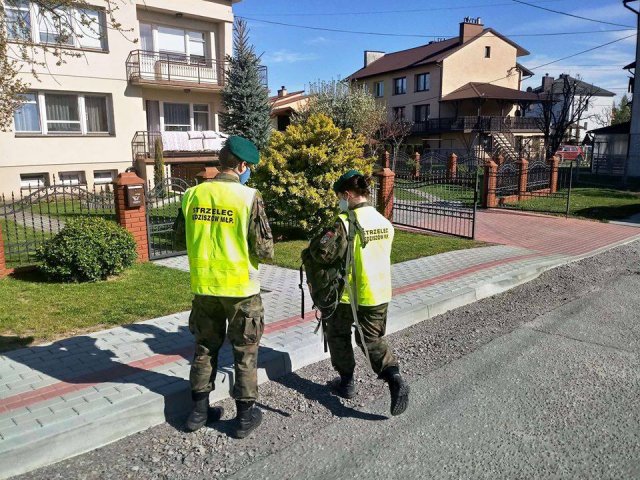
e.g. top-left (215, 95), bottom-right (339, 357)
top-left (333, 169), bottom-right (363, 193)
top-left (227, 136), bottom-right (259, 165)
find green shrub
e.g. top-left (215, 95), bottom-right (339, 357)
top-left (36, 217), bottom-right (137, 282)
top-left (253, 114), bottom-right (374, 237)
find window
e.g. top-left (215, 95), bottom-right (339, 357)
top-left (188, 31), bottom-right (206, 63)
top-left (415, 73), bottom-right (430, 92)
top-left (93, 170), bottom-right (116, 185)
top-left (38, 7), bottom-right (74, 46)
top-left (374, 81), bottom-right (384, 98)
top-left (163, 103), bottom-right (191, 131)
top-left (74, 8), bottom-right (105, 49)
top-left (59, 171), bottom-right (85, 186)
top-left (393, 77), bottom-right (407, 95)
top-left (414, 105), bottom-right (430, 123)
top-left (13, 93), bottom-right (41, 132)
top-left (193, 104), bottom-right (209, 131)
top-left (14, 92), bottom-right (112, 135)
top-left (20, 173), bottom-right (48, 189)
top-left (85, 96), bottom-right (109, 133)
top-left (393, 106), bottom-right (406, 120)
top-left (485, 46), bottom-right (491, 58)
top-left (6, 0), bottom-right (31, 41)
top-left (145, 24), bottom-right (208, 63)
top-left (46, 94), bottom-right (81, 132)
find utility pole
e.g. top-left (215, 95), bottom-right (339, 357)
top-left (623, 1), bottom-right (640, 181)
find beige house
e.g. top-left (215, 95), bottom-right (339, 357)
top-left (269, 86), bottom-right (308, 132)
top-left (347, 17), bottom-right (544, 160)
top-left (0, 0), bottom-right (252, 194)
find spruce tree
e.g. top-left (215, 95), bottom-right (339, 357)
top-left (220, 19), bottom-right (271, 149)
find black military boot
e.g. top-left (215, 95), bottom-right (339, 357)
top-left (185, 393), bottom-right (223, 432)
top-left (234, 401), bottom-right (263, 439)
top-left (330, 374), bottom-right (357, 399)
top-left (382, 367), bottom-right (410, 416)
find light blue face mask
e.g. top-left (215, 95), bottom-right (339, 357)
top-left (238, 166), bottom-right (251, 185)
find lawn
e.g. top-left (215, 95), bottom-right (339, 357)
top-left (503, 187), bottom-right (640, 221)
top-left (1, 218), bottom-right (50, 268)
top-left (0, 263), bottom-right (193, 352)
top-left (266, 229), bottom-right (480, 270)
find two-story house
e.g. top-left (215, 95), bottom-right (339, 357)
top-left (1, 0), bottom-right (259, 194)
top-left (347, 17), bottom-right (544, 162)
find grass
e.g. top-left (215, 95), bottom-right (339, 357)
top-left (1, 219), bottom-right (51, 269)
top-left (0, 262), bottom-right (193, 352)
top-left (266, 229), bottom-right (481, 270)
top-left (503, 187), bottom-right (640, 221)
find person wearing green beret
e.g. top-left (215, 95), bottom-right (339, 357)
top-left (306, 170), bottom-right (409, 416)
top-left (181, 136), bottom-right (274, 438)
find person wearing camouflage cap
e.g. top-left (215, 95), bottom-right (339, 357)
top-left (181, 136), bottom-right (273, 438)
top-left (307, 170), bottom-right (409, 416)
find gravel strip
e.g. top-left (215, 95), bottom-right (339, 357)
top-left (17, 241), bottom-right (640, 480)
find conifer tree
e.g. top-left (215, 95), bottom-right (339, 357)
top-left (220, 19), bottom-right (271, 149)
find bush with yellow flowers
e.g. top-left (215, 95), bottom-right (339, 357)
top-left (253, 114), bottom-right (374, 237)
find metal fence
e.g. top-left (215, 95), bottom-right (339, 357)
top-left (1, 181), bottom-right (116, 269)
top-left (392, 169), bottom-right (479, 239)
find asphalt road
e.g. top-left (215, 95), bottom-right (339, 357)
top-left (230, 270), bottom-right (640, 479)
top-left (19, 240), bottom-right (640, 480)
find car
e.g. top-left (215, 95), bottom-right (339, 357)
top-left (555, 145), bottom-right (584, 162)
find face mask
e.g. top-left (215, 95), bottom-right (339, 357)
top-left (238, 167), bottom-right (251, 185)
top-left (338, 198), bottom-right (349, 212)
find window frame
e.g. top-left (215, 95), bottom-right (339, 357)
top-left (413, 104), bottom-right (430, 123)
top-left (485, 46), bottom-right (491, 58)
top-left (415, 73), bottom-right (430, 92)
top-left (393, 77), bottom-right (407, 95)
top-left (14, 91), bottom-right (113, 136)
top-left (20, 173), bottom-right (49, 189)
top-left (393, 106), bottom-right (406, 120)
top-left (193, 103), bottom-right (210, 131)
top-left (30, 3), bottom-right (108, 51)
top-left (6, 0), bottom-right (32, 42)
top-left (58, 171), bottom-right (86, 186)
top-left (373, 81), bottom-right (384, 98)
top-left (93, 170), bottom-right (116, 185)
top-left (141, 22), bottom-right (209, 63)
top-left (159, 101), bottom-right (212, 132)
top-left (13, 93), bottom-right (41, 133)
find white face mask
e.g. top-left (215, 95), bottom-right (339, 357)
top-left (338, 197), bottom-right (349, 212)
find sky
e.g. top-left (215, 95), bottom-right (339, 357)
top-left (235, 0), bottom-right (636, 127)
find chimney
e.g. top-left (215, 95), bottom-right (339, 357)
top-left (364, 50), bottom-right (385, 68)
top-left (542, 74), bottom-right (554, 92)
top-left (277, 86), bottom-right (287, 98)
top-left (459, 17), bottom-right (484, 44)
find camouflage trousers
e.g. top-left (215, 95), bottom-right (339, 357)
top-left (325, 303), bottom-right (399, 377)
top-left (188, 294), bottom-right (264, 402)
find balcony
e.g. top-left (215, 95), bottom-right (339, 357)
top-left (126, 50), bottom-right (268, 91)
top-left (412, 116), bottom-right (541, 135)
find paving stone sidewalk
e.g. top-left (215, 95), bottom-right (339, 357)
top-left (0, 235), bottom-right (637, 478)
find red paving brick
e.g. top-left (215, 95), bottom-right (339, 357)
top-left (475, 210), bottom-right (640, 256)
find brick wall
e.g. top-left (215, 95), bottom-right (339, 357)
top-left (113, 173), bottom-right (149, 262)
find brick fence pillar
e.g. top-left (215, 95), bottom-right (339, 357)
top-left (413, 151), bottom-right (421, 178)
top-left (196, 166), bottom-right (219, 184)
top-left (517, 157), bottom-right (529, 201)
top-left (0, 227), bottom-right (6, 279)
top-left (380, 150), bottom-right (391, 169)
top-left (483, 160), bottom-right (498, 208)
top-left (548, 155), bottom-right (560, 194)
top-left (375, 167), bottom-right (395, 221)
top-left (448, 153), bottom-right (458, 180)
top-left (114, 172), bottom-right (149, 262)
top-left (493, 153), bottom-right (505, 167)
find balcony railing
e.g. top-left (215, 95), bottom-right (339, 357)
top-left (126, 50), bottom-right (268, 89)
top-left (412, 116), bottom-right (541, 134)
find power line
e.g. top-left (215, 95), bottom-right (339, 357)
top-left (240, 16), bottom-right (635, 39)
top-left (511, 0), bottom-right (635, 28)
top-left (242, 0), bottom-right (571, 17)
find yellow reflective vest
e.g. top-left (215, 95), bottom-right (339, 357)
top-left (182, 180), bottom-right (260, 297)
top-left (339, 205), bottom-right (394, 307)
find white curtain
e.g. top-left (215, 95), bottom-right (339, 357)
top-left (13, 94), bottom-right (40, 132)
top-left (163, 103), bottom-right (190, 131)
top-left (85, 96), bottom-right (108, 132)
top-left (158, 26), bottom-right (185, 54)
top-left (74, 8), bottom-right (103, 49)
top-left (46, 94), bottom-right (80, 132)
top-left (140, 23), bottom-right (153, 51)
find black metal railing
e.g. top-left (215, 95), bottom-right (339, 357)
top-left (126, 49), bottom-right (268, 88)
top-left (392, 169), bottom-right (479, 239)
top-left (412, 116), bottom-right (540, 134)
top-left (1, 179), bottom-right (116, 269)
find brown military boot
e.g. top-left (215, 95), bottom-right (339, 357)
top-left (185, 393), bottom-right (224, 432)
top-left (234, 401), bottom-right (263, 439)
top-left (382, 367), bottom-right (410, 416)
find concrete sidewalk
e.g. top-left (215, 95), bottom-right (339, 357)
top-left (1, 229), bottom-right (639, 478)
